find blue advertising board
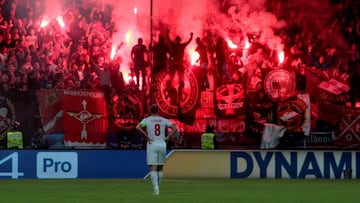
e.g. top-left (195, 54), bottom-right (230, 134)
top-left (0, 150), bottom-right (148, 179)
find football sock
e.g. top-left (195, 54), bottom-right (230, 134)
top-left (150, 171), bottom-right (159, 188)
top-left (158, 171), bottom-right (163, 185)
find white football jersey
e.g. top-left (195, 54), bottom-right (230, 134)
top-left (141, 115), bottom-right (173, 143)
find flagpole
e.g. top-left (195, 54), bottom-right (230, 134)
top-left (150, 0), bottom-right (153, 45)
top-left (149, 0), bottom-right (154, 105)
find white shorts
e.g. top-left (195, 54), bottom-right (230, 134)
top-left (147, 141), bottom-right (166, 165)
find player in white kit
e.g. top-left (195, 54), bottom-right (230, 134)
top-left (136, 104), bottom-right (178, 195)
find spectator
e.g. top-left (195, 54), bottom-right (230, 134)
top-left (93, 54), bottom-right (114, 105)
top-left (3, 32), bottom-right (15, 48)
top-left (166, 29), bottom-right (193, 65)
top-left (228, 53), bottom-right (244, 84)
top-left (309, 44), bottom-right (336, 69)
top-left (0, 46), bottom-right (7, 69)
top-left (166, 29), bottom-right (193, 82)
top-left (15, 18), bottom-right (27, 36)
top-left (40, 63), bottom-right (56, 89)
top-left (27, 69), bottom-right (41, 90)
top-left (28, 44), bottom-right (40, 65)
top-left (69, 62), bottom-right (84, 89)
top-left (81, 54), bottom-right (97, 89)
top-left (131, 37), bottom-right (148, 90)
top-left (214, 37), bottom-right (231, 84)
top-left (195, 37), bottom-right (210, 89)
top-left (110, 59), bottom-right (125, 96)
top-left (149, 35), bottom-right (171, 75)
top-left (349, 43), bottom-right (360, 64)
top-left (31, 129), bottom-right (49, 149)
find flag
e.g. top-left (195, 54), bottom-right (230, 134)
top-left (153, 64), bottom-right (201, 125)
top-left (62, 90), bottom-right (108, 148)
top-left (277, 94), bottom-right (311, 135)
top-left (214, 83), bottom-right (246, 118)
top-left (334, 107), bottom-right (360, 148)
top-left (36, 89), bottom-right (63, 133)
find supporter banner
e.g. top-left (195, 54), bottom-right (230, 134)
top-left (245, 90), bottom-right (276, 145)
top-left (199, 90), bottom-right (214, 109)
top-left (215, 83), bottom-right (246, 118)
top-left (277, 93), bottom-right (311, 135)
top-left (305, 67), bottom-right (351, 103)
top-left (110, 89), bottom-right (145, 133)
top-left (263, 69), bottom-right (297, 102)
top-left (260, 123), bottom-right (286, 149)
top-left (153, 64), bottom-right (201, 119)
top-left (335, 107), bottom-right (360, 148)
top-left (62, 90), bottom-right (108, 148)
top-left (172, 117), bottom-right (245, 133)
top-left (36, 89), bottom-right (63, 134)
top-left (110, 89), bottom-right (145, 120)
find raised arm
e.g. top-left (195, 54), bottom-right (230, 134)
top-left (166, 29), bottom-right (172, 44)
top-left (184, 32), bottom-right (194, 45)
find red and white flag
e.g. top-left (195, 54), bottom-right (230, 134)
top-left (62, 90), bottom-right (108, 148)
top-left (36, 89), bottom-right (63, 134)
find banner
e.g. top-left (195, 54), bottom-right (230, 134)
top-left (263, 69), bottom-right (297, 102)
top-left (245, 90), bottom-right (276, 145)
top-left (110, 89), bottom-right (145, 128)
top-left (305, 67), bottom-right (351, 103)
top-left (36, 89), bottom-right (63, 134)
top-left (335, 107), bottom-right (360, 148)
top-left (215, 83), bottom-right (246, 118)
top-left (62, 90), bottom-right (108, 148)
top-left (277, 94), bottom-right (311, 135)
top-left (153, 64), bottom-right (201, 125)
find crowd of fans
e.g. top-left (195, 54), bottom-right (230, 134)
top-left (0, 0), bottom-right (122, 94)
top-left (0, 0), bottom-right (358, 103)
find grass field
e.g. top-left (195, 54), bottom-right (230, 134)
top-left (0, 179), bottom-right (359, 203)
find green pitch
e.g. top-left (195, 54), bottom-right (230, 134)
top-left (0, 179), bottom-right (358, 203)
